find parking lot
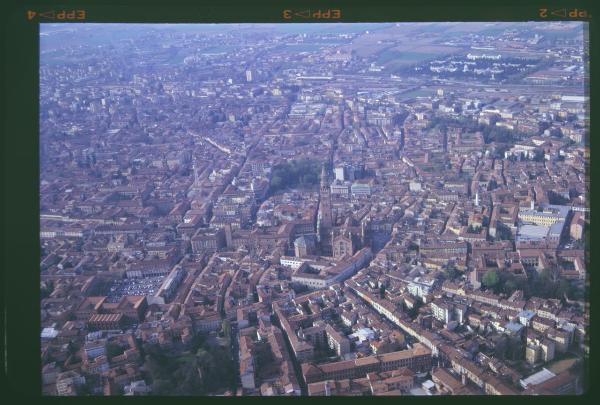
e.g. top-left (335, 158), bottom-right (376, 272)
top-left (106, 276), bottom-right (165, 302)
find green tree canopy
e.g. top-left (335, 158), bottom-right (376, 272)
top-left (482, 270), bottom-right (499, 289)
top-left (269, 158), bottom-right (322, 194)
top-left (143, 339), bottom-right (238, 396)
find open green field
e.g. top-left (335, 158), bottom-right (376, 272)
top-left (397, 88), bottom-right (436, 100)
top-left (41, 52), bottom-right (99, 66)
top-left (377, 50), bottom-right (440, 65)
top-left (277, 43), bottom-right (325, 52)
top-left (201, 45), bottom-right (240, 54)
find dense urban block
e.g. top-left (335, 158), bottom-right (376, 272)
top-left (40, 22), bottom-right (588, 396)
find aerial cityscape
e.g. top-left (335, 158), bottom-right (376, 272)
top-left (40, 22), bottom-right (589, 396)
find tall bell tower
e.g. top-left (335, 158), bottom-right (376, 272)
top-left (318, 164), bottom-right (333, 255)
